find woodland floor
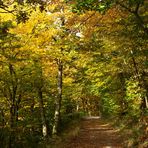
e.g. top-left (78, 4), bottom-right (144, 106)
top-left (62, 117), bottom-right (124, 148)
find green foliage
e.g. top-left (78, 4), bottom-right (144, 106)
top-left (0, 20), bottom-right (13, 36)
top-left (125, 78), bottom-right (142, 119)
top-left (101, 95), bottom-right (120, 117)
top-left (70, 0), bottom-right (112, 13)
top-left (60, 112), bottom-right (84, 132)
top-left (0, 0), bottom-right (147, 147)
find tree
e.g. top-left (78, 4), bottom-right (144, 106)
top-left (69, 0), bottom-right (148, 34)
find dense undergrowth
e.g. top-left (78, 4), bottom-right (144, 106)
top-left (112, 114), bottom-right (148, 148)
top-left (1, 112), bottom-right (147, 148)
top-left (0, 1), bottom-right (147, 148)
top-left (46, 113), bottom-right (83, 148)
top-left (0, 112), bottom-right (83, 148)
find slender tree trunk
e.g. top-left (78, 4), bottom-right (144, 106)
top-left (9, 64), bottom-right (17, 128)
top-left (34, 59), bottom-right (48, 138)
top-left (141, 69), bottom-right (148, 108)
top-left (10, 102), bottom-right (15, 128)
top-left (52, 59), bottom-right (63, 135)
top-left (0, 109), bottom-right (5, 126)
top-left (140, 75), bottom-right (148, 108)
top-left (52, 7), bottom-right (64, 135)
top-left (76, 102), bottom-right (79, 112)
top-left (9, 92), bottom-right (16, 129)
top-left (30, 98), bottom-right (35, 133)
top-left (81, 98), bottom-right (85, 112)
top-left (134, 12), bottom-right (148, 35)
top-left (9, 98), bottom-right (15, 148)
top-left (117, 1), bottom-right (148, 35)
top-left (38, 88), bottom-right (48, 138)
top-left (15, 94), bottom-right (21, 123)
top-left (8, 64), bottom-right (18, 148)
top-left (118, 72), bottom-right (127, 110)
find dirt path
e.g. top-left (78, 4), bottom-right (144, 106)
top-left (65, 117), bottom-right (123, 148)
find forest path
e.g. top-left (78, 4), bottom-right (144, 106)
top-left (65, 117), bottom-right (123, 148)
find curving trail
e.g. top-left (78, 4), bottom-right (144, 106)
top-left (65, 117), bottom-right (123, 148)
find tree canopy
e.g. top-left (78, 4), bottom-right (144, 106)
top-left (0, 0), bottom-right (147, 147)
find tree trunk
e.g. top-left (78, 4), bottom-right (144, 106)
top-left (118, 72), bottom-right (127, 111)
top-left (10, 103), bottom-right (15, 128)
top-left (9, 98), bottom-right (16, 148)
top-left (15, 94), bottom-right (21, 123)
top-left (52, 59), bottom-right (63, 135)
top-left (30, 98), bottom-right (35, 133)
top-left (38, 89), bottom-right (48, 138)
top-left (134, 12), bottom-right (148, 35)
top-left (8, 64), bottom-right (17, 128)
top-left (1, 109), bottom-right (5, 126)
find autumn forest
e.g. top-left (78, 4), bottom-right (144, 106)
top-left (0, 0), bottom-right (147, 147)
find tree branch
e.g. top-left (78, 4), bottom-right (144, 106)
top-left (134, 2), bottom-right (140, 13)
top-left (0, 6), bottom-right (15, 15)
top-left (116, 0), bottom-right (148, 35)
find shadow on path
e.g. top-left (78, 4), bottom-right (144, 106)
top-left (65, 117), bottom-right (123, 148)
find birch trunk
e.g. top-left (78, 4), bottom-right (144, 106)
top-left (38, 88), bottom-right (48, 138)
top-left (52, 59), bottom-right (63, 135)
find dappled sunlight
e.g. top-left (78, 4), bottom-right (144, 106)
top-left (65, 118), bottom-right (123, 147)
top-left (0, 0), bottom-right (147, 148)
